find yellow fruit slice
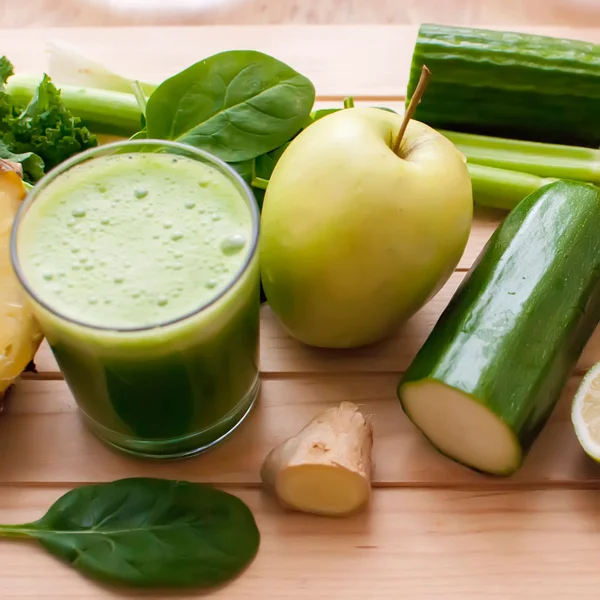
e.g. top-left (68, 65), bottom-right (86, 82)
top-left (572, 362), bottom-right (600, 461)
top-left (0, 161), bottom-right (44, 396)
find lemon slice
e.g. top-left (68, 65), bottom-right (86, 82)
top-left (572, 362), bottom-right (600, 461)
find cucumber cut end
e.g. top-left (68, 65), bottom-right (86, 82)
top-left (401, 380), bottom-right (522, 476)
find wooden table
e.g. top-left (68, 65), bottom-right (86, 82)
top-left (2, 24), bottom-right (600, 599)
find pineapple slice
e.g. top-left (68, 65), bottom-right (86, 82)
top-left (0, 160), bottom-right (43, 397)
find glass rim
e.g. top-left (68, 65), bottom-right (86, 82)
top-left (10, 139), bottom-right (260, 334)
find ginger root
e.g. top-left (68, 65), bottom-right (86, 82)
top-left (260, 401), bottom-right (373, 517)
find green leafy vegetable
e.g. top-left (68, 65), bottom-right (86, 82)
top-left (0, 57), bottom-right (98, 183)
top-left (145, 50), bottom-right (315, 163)
top-left (6, 74), bottom-right (143, 138)
top-left (4, 74), bottom-right (97, 173)
top-left (0, 140), bottom-right (44, 181)
top-left (0, 478), bottom-right (260, 589)
top-left (0, 56), bottom-right (13, 85)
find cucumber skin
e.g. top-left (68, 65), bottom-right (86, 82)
top-left (398, 181), bottom-right (600, 473)
top-left (407, 24), bottom-right (600, 147)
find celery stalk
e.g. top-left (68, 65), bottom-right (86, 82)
top-left (442, 130), bottom-right (600, 184)
top-left (6, 74), bottom-right (143, 138)
top-left (46, 40), bottom-right (157, 97)
top-left (468, 163), bottom-right (558, 211)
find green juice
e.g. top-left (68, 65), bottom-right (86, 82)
top-left (14, 146), bottom-right (260, 458)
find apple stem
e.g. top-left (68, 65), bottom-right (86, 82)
top-left (392, 65), bottom-right (431, 156)
top-left (343, 97), bottom-right (355, 109)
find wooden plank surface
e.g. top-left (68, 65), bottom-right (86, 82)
top-left (2, 486), bottom-right (600, 599)
top-left (2, 23), bottom-right (600, 599)
top-left (2, 376), bottom-right (599, 486)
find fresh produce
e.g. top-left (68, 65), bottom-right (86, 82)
top-left (6, 48), bottom-right (315, 205)
top-left (260, 69), bottom-right (472, 348)
top-left (467, 162), bottom-right (557, 211)
top-left (0, 478), bottom-right (260, 588)
top-left (6, 75), bottom-right (143, 139)
top-left (0, 159), bottom-right (43, 399)
top-left (0, 57), bottom-right (97, 183)
top-left (442, 130), bottom-right (600, 184)
top-left (407, 24), bottom-right (600, 147)
top-left (145, 50), bottom-right (315, 163)
top-left (46, 39), bottom-right (157, 96)
top-left (261, 402), bottom-right (373, 516)
top-left (398, 180), bottom-right (600, 476)
top-left (572, 363), bottom-right (600, 463)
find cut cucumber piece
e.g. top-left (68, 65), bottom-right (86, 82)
top-left (403, 381), bottom-right (521, 475)
top-left (398, 180), bottom-right (600, 476)
top-left (407, 24), bottom-right (600, 146)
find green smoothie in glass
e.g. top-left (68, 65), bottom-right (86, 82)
top-left (11, 141), bottom-right (260, 458)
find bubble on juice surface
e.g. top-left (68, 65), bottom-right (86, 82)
top-left (114, 275), bottom-right (125, 284)
top-left (171, 232), bottom-right (184, 241)
top-left (134, 188), bottom-right (148, 199)
top-left (220, 234), bottom-right (246, 255)
top-left (42, 271), bottom-right (54, 281)
top-left (185, 201), bottom-right (196, 209)
top-left (157, 295), bottom-right (169, 306)
top-left (205, 279), bottom-right (217, 289)
top-left (88, 296), bottom-right (98, 305)
top-left (72, 207), bottom-right (87, 218)
top-left (101, 217), bottom-right (111, 226)
top-left (163, 221), bottom-right (173, 229)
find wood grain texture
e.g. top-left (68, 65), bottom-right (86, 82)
top-left (2, 486), bottom-right (600, 599)
top-left (1, 375), bottom-right (598, 486)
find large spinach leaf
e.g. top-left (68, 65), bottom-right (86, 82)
top-left (145, 50), bottom-right (315, 163)
top-left (0, 478), bottom-right (260, 589)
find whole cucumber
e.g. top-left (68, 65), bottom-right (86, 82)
top-left (407, 24), bottom-right (600, 146)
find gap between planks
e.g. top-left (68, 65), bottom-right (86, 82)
top-left (2, 480), bottom-right (600, 492)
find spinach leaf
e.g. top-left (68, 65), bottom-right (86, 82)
top-left (0, 478), bottom-right (260, 589)
top-left (0, 140), bottom-right (44, 181)
top-left (145, 50), bottom-right (315, 163)
top-left (254, 142), bottom-right (289, 181)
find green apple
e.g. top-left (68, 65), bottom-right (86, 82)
top-left (259, 107), bottom-right (472, 348)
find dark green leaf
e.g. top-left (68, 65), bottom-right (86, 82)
top-left (145, 50), bottom-right (315, 163)
top-left (254, 142), bottom-right (289, 181)
top-left (0, 140), bottom-right (44, 183)
top-left (0, 478), bottom-right (260, 589)
top-left (311, 107), bottom-right (340, 121)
